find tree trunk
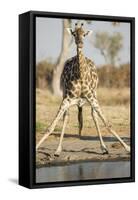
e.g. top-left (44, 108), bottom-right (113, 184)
top-left (52, 19), bottom-right (71, 96)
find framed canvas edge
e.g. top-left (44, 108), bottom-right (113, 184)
top-left (19, 10), bottom-right (135, 189)
top-left (19, 12), bottom-right (31, 188)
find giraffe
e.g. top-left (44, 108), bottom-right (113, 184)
top-left (36, 22), bottom-right (130, 156)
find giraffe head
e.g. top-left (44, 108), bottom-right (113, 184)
top-left (67, 23), bottom-right (93, 49)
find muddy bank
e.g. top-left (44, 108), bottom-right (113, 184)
top-left (36, 134), bottom-right (130, 168)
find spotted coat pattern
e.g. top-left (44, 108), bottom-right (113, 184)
top-left (61, 52), bottom-right (98, 102)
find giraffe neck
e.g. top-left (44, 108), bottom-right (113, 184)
top-left (77, 47), bottom-right (85, 78)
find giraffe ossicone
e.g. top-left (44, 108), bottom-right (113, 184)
top-left (36, 23), bottom-right (130, 156)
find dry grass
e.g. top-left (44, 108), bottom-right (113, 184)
top-left (36, 88), bottom-right (130, 140)
top-left (97, 87), bottom-right (130, 105)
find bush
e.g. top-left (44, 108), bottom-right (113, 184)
top-left (97, 64), bottom-right (130, 88)
top-left (36, 60), bottom-right (54, 89)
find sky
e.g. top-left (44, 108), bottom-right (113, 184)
top-left (36, 17), bottom-right (130, 66)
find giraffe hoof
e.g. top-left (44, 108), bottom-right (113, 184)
top-left (103, 150), bottom-right (109, 155)
top-left (54, 150), bottom-right (61, 157)
top-left (126, 145), bottom-right (130, 153)
top-left (54, 152), bottom-right (60, 157)
top-left (102, 148), bottom-right (109, 155)
top-left (101, 145), bottom-right (109, 154)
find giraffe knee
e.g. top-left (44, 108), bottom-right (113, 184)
top-left (91, 108), bottom-right (97, 120)
top-left (106, 122), bottom-right (112, 129)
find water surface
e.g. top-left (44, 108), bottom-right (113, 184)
top-left (36, 161), bottom-right (130, 183)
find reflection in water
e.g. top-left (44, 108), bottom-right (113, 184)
top-left (36, 161), bottom-right (130, 183)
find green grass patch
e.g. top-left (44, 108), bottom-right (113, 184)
top-left (36, 121), bottom-right (62, 133)
top-left (54, 127), bottom-right (62, 132)
top-left (36, 122), bottom-right (46, 132)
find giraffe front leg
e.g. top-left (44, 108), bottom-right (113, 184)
top-left (91, 106), bottom-right (109, 154)
top-left (94, 101), bottom-right (130, 153)
top-left (78, 106), bottom-right (83, 137)
top-left (36, 98), bottom-right (70, 150)
top-left (54, 111), bottom-right (69, 156)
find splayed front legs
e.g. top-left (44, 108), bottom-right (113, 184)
top-left (91, 107), bottom-right (109, 154)
top-left (36, 98), bottom-right (77, 151)
top-left (95, 104), bottom-right (130, 152)
top-left (89, 98), bottom-right (130, 153)
top-left (54, 111), bottom-right (69, 156)
top-left (36, 98), bottom-right (69, 150)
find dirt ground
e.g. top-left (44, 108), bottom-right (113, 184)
top-left (36, 88), bottom-right (130, 167)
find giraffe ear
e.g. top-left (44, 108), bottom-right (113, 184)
top-left (66, 28), bottom-right (73, 35)
top-left (88, 30), bottom-right (93, 35)
top-left (84, 30), bottom-right (93, 36)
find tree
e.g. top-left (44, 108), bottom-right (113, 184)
top-left (94, 32), bottom-right (110, 63)
top-left (94, 31), bottom-right (123, 87)
top-left (108, 32), bottom-right (123, 65)
top-left (52, 19), bottom-right (71, 96)
top-left (94, 32), bottom-right (123, 66)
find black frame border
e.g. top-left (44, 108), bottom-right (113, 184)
top-left (19, 10), bottom-right (135, 189)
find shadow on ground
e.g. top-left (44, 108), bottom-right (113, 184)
top-left (45, 132), bottom-right (130, 142)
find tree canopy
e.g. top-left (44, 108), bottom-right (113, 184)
top-left (94, 32), bottom-right (123, 66)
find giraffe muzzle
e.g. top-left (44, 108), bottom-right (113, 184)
top-left (78, 42), bottom-right (83, 48)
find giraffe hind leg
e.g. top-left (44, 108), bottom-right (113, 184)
top-left (78, 106), bottom-right (83, 136)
